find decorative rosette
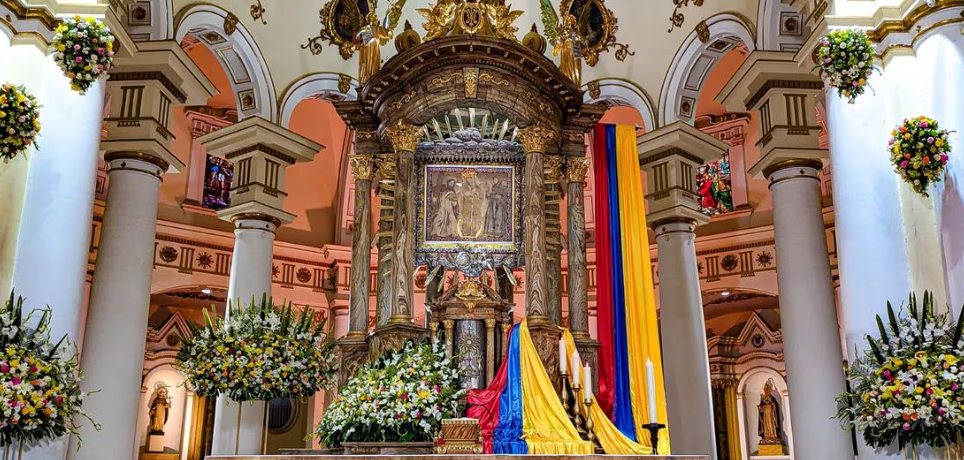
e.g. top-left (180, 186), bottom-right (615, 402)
top-left (175, 295), bottom-right (337, 402)
top-left (816, 29), bottom-right (877, 103)
top-left (0, 293), bottom-right (95, 447)
top-left (890, 116), bottom-right (952, 197)
top-left (0, 84), bottom-right (40, 162)
top-left (837, 292), bottom-right (964, 450)
top-left (52, 16), bottom-right (115, 94)
top-left (314, 339), bottom-right (464, 447)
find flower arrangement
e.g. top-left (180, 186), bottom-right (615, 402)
top-left (890, 116), bottom-right (952, 197)
top-left (837, 292), bottom-right (964, 450)
top-left (52, 16), bottom-right (115, 94)
top-left (175, 295), bottom-right (337, 402)
top-left (0, 84), bottom-right (40, 162)
top-left (0, 292), bottom-right (96, 447)
top-left (314, 339), bottom-right (464, 447)
top-left (816, 29), bottom-right (877, 103)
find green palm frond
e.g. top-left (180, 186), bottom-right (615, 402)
top-left (539, 0), bottom-right (559, 41)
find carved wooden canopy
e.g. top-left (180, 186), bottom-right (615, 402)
top-left (335, 34), bottom-right (606, 156)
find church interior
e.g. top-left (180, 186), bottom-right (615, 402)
top-left (0, 0), bottom-right (962, 460)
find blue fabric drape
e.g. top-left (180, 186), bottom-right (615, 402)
top-left (493, 326), bottom-right (528, 454)
top-left (606, 125), bottom-right (636, 441)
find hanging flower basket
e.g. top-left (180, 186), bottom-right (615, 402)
top-left (0, 84), bottom-right (40, 162)
top-left (52, 16), bottom-right (115, 94)
top-left (0, 292), bottom-right (96, 447)
top-left (890, 116), bottom-right (952, 197)
top-left (815, 29), bottom-right (877, 103)
top-left (836, 292), bottom-right (964, 451)
top-left (175, 295), bottom-right (337, 402)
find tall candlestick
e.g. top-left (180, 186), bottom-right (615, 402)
top-left (646, 358), bottom-right (658, 423)
top-left (559, 338), bottom-right (568, 373)
top-left (583, 364), bottom-right (592, 403)
top-left (571, 350), bottom-right (580, 381)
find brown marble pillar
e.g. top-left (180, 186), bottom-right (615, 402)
top-left (517, 125), bottom-right (555, 323)
top-left (517, 125), bottom-right (561, 385)
top-left (385, 123), bottom-right (421, 323)
top-left (374, 153), bottom-right (396, 327)
top-left (544, 155), bottom-right (565, 326)
top-left (565, 157), bottom-right (590, 335)
top-left (348, 154), bottom-right (375, 337)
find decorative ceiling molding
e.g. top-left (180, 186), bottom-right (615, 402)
top-left (668, 0), bottom-right (705, 34)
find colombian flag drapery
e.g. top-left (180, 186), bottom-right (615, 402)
top-left (592, 124), bottom-right (671, 454)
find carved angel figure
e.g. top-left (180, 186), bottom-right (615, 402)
top-left (357, 0), bottom-right (407, 84)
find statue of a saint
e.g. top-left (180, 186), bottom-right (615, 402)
top-left (758, 380), bottom-right (782, 445)
top-left (432, 179), bottom-right (460, 238)
top-left (484, 179), bottom-right (509, 237)
top-left (148, 384), bottom-right (171, 435)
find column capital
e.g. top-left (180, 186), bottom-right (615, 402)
top-left (716, 52), bottom-right (828, 178)
top-left (200, 117), bottom-right (322, 226)
top-left (517, 125), bottom-right (558, 154)
top-left (637, 122), bottom-right (726, 228)
top-left (566, 157), bottom-right (591, 183)
top-left (383, 123), bottom-right (422, 153)
top-left (543, 154), bottom-right (565, 182)
top-left (349, 154), bottom-right (377, 181)
top-left (103, 41), bottom-right (217, 172)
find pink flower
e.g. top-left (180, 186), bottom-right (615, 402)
top-left (921, 122), bottom-right (929, 128)
top-left (901, 160), bottom-right (909, 169)
top-left (75, 56), bottom-right (83, 63)
top-left (73, 44), bottom-right (80, 51)
top-left (889, 138), bottom-right (896, 145)
top-left (852, 81), bottom-right (859, 87)
top-left (0, 365), bottom-right (9, 373)
top-left (928, 137), bottom-right (935, 144)
top-left (903, 423), bottom-right (911, 431)
top-left (11, 377), bottom-right (21, 385)
top-left (941, 155), bottom-right (949, 163)
top-left (926, 387), bottom-right (934, 395)
top-left (98, 48), bottom-right (105, 55)
top-left (952, 383), bottom-right (959, 390)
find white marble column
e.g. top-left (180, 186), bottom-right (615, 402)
top-left (767, 160), bottom-right (850, 460)
top-left (210, 217), bottom-right (277, 455)
top-left (69, 154), bottom-right (166, 460)
top-left (639, 122), bottom-right (724, 459)
top-left (199, 117), bottom-right (320, 455)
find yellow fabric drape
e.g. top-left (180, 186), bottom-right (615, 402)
top-left (518, 320), bottom-right (594, 454)
top-left (562, 330), bottom-right (653, 454)
top-left (614, 125), bottom-right (671, 453)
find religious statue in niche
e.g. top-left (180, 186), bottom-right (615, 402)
top-left (697, 149), bottom-right (733, 215)
top-left (202, 155), bottom-right (233, 210)
top-left (424, 166), bottom-right (515, 245)
top-left (757, 379), bottom-right (786, 455)
top-left (148, 382), bottom-right (172, 435)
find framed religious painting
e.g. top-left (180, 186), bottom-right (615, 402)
top-left (414, 136), bottom-right (524, 275)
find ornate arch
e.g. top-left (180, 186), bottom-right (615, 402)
top-left (278, 72), bottom-right (358, 129)
top-left (659, 13), bottom-right (756, 125)
top-left (757, 0), bottom-right (810, 52)
top-left (175, 5), bottom-right (276, 121)
top-left (583, 78), bottom-right (657, 132)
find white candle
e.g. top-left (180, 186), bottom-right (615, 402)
top-left (571, 350), bottom-right (581, 383)
top-left (646, 358), bottom-right (658, 423)
top-left (558, 338), bottom-right (568, 374)
top-left (583, 364), bottom-right (592, 403)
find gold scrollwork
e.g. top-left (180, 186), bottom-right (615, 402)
top-left (387, 89), bottom-right (418, 112)
top-left (417, 0), bottom-right (524, 42)
top-left (338, 74), bottom-right (353, 94)
top-left (668, 0), bottom-right (705, 34)
top-left (224, 12), bottom-right (239, 36)
top-left (543, 155), bottom-right (566, 181)
top-left (478, 71), bottom-right (509, 87)
top-left (250, 0), bottom-right (267, 25)
top-left (429, 70), bottom-right (465, 90)
top-left (587, 81), bottom-right (601, 99)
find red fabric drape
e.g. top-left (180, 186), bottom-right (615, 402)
top-left (592, 125), bottom-right (616, 418)
top-left (467, 347), bottom-right (509, 453)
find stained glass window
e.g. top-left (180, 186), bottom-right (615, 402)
top-left (697, 150), bottom-right (733, 216)
top-left (202, 155), bottom-right (233, 210)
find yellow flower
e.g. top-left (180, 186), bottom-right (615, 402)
top-left (904, 133), bottom-right (912, 140)
top-left (936, 139), bottom-right (945, 147)
top-left (915, 386), bottom-right (925, 394)
top-left (859, 78), bottom-right (866, 85)
top-left (74, 15), bottom-right (81, 21)
top-left (57, 44), bottom-right (66, 52)
top-left (86, 17), bottom-right (96, 24)
top-left (0, 111), bottom-right (5, 119)
top-left (15, 94), bottom-right (24, 103)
